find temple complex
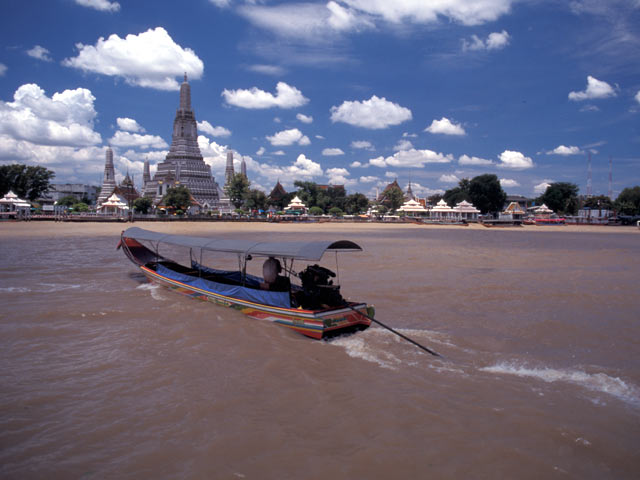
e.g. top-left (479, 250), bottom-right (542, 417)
top-left (144, 74), bottom-right (223, 208)
top-left (96, 146), bottom-right (117, 206)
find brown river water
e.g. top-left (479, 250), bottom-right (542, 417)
top-left (1, 221), bottom-right (639, 479)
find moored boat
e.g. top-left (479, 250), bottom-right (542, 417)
top-left (118, 227), bottom-right (372, 339)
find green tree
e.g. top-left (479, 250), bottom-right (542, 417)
top-left (56, 195), bottom-right (77, 207)
top-left (380, 185), bottom-right (404, 211)
top-left (133, 196), bottom-right (153, 214)
top-left (328, 206), bottom-right (344, 217)
top-left (469, 174), bottom-right (507, 214)
top-left (443, 178), bottom-right (471, 207)
top-left (163, 185), bottom-right (192, 211)
top-left (225, 173), bottom-right (250, 209)
top-left (537, 182), bottom-right (580, 215)
top-left (615, 186), bottom-right (640, 215)
top-left (72, 202), bottom-right (89, 212)
top-left (427, 193), bottom-right (443, 205)
top-left (294, 181), bottom-right (320, 209)
top-left (0, 164), bottom-right (55, 201)
top-left (582, 195), bottom-right (614, 209)
top-left (344, 193), bottom-right (369, 214)
top-left (309, 206), bottom-right (324, 215)
top-left (244, 188), bottom-right (267, 212)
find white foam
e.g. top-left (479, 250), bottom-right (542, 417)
top-left (136, 283), bottom-right (166, 301)
top-left (328, 333), bottom-right (402, 370)
top-left (481, 362), bottom-right (640, 406)
top-left (0, 286), bottom-right (31, 293)
top-left (37, 283), bottom-right (83, 293)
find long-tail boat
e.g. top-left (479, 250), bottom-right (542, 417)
top-left (118, 227), bottom-right (372, 339)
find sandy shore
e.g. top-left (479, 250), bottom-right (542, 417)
top-left (0, 220), bottom-right (636, 238)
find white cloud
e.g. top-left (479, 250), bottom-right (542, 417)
top-left (315, 135), bottom-right (325, 140)
top-left (116, 117), bottom-right (144, 133)
top-left (384, 171), bottom-right (397, 178)
top-left (222, 82), bottom-right (309, 109)
top-left (425, 117), bottom-right (466, 135)
top-left (569, 76), bottom-right (616, 101)
top-left (462, 30), bottom-right (510, 51)
top-left (497, 150), bottom-right (534, 169)
top-left (534, 181), bottom-right (551, 194)
top-left (369, 148), bottom-right (453, 168)
top-left (411, 182), bottom-right (445, 197)
top-left (266, 128), bottom-right (310, 146)
top-left (635, 90), bottom-right (640, 104)
top-left (256, 147), bottom-right (265, 156)
top-left (351, 140), bottom-right (374, 150)
top-left (26, 45), bottom-right (53, 62)
top-left (198, 120), bottom-right (231, 138)
top-left (394, 139), bottom-right (413, 151)
top-left (273, 150), bottom-right (286, 156)
top-left (110, 131), bottom-right (168, 150)
top-left (322, 148), bottom-right (345, 156)
top-left (359, 175), bottom-right (377, 183)
top-left (326, 167), bottom-right (356, 186)
top-left (296, 113), bottom-right (313, 124)
top-left (549, 145), bottom-right (581, 155)
top-left (331, 95), bottom-right (412, 129)
top-left (0, 83), bottom-right (101, 147)
top-left (459, 154), bottom-right (493, 165)
top-left (261, 154), bottom-right (323, 184)
top-left (0, 64), bottom-right (6, 76)
top-left (208, 0), bottom-right (231, 7)
top-left (350, 161), bottom-right (362, 167)
top-left (500, 178), bottom-right (520, 188)
top-left (247, 64), bottom-right (285, 76)
top-left (75, 0), bottom-right (120, 12)
top-left (439, 174), bottom-right (460, 183)
top-left (63, 27), bottom-right (204, 91)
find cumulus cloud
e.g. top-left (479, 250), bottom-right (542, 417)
top-left (459, 154), bottom-right (493, 165)
top-left (256, 147), bottom-right (265, 156)
top-left (500, 178), bottom-right (520, 188)
top-left (26, 45), bottom-right (53, 62)
top-left (198, 120), bottom-right (231, 138)
top-left (549, 145), bottom-right (581, 155)
top-left (330, 95), bottom-right (412, 129)
top-left (534, 181), bottom-right (551, 194)
top-left (63, 27), bottom-right (204, 90)
top-left (369, 148), bottom-right (453, 168)
top-left (425, 117), bottom-right (466, 135)
top-left (322, 148), bottom-right (345, 156)
top-left (266, 128), bottom-right (310, 146)
top-left (116, 117), bottom-right (144, 133)
top-left (326, 167), bottom-right (356, 186)
top-left (350, 161), bottom-right (362, 167)
top-left (497, 150), bottom-right (534, 169)
top-left (247, 64), bottom-right (285, 76)
top-left (569, 76), bottom-right (616, 101)
top-left (0, 83), bottom-right (101, 147)
top-left (462, 30), bottom-right (510, 51)
top-left (394, 139), bottom-right (413, 151)
top-left (439, 174), bottom-right (460, 183)
top-left (75, 0), bottom-right (120, 12)
top-left (359, 175), bottom-right (377, 183)
top-left (635, 90), bottom-right (640, 104)
top-left (109, 131), bottom-right (168, 150)
top-left (296, 113), bottom-right (313, 124)
top-left (351, 140), bottom-right (374, 150)
top-left (240, 0), bottom-right (514, 40)
top-left (261, 154), bottom-right (323, 184)
top-left (0, 63), bottom-right (6, 76)
top-left (222, 82), bottom-right (308, 109)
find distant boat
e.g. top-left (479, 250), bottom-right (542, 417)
top-left (118, 227), bottom-right (372, 339)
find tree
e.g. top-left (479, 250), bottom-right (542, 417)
top-left (225, 173), bottom-right (250, 209)
top-left (427, 193), bottom-right (443, 205)
top-left (0, 164), bottom-right (55, 201)
top-left (443, 178), bottom-right (471, 207)
top-left (380, 185), bottom-right (404, 211)
top-left (344, 193), bottom-right (369, 214)
top-left (582, 195), bottom-right (613, 210)
top-left (328, 207), bottom-right (344, 217)
top-left (244, 188), bottom-right (267, 212)
top-left (72, 202), bottom-right (89, 212)
top-left (56, 195), bottom-right (77, 207)
top-left (133, 196), bottom-right (153, 214)
top-left (309, 206), bottom-right (324, 215)
top-left (615, 186), bottom-right (640, 215)
top-left (468, 174), bottom-right (507, 214)
top-left (537, 182), bottom-right (579, 215)
top-left (163, 185), bottom-right (192, 211)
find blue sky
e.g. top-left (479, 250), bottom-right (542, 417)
top-left (1, 0), bottom-right (639, 199)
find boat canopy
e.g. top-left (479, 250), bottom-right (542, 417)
top-left (122, 227), bottom-right (362, 261)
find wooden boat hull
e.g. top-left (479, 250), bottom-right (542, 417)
top-left (136, 260), bottom-right (371, 340)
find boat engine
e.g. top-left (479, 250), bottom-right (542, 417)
top-left (298, 264), bottom-right (343, 309)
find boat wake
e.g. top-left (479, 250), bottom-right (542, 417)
top-left (136, 283), bottom-right (166, 301)
top-left (481, 362), bottom-right (640, 407)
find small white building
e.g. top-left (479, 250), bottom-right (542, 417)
top-left (430, 199), bottom-right (455, 220)
top-left (0, 191), bottom-right (31, 218)
top-left (97, 193), bottom-right (129, 216)
top-left (284, 195), bottom-right (307, 213)
top-left (454, 200), bottom-right (480, 221)
top-left (398, 198), bottom-right (428, 216)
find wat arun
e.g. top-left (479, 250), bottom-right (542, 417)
top-left (144, 74), bottom-right (223, 208)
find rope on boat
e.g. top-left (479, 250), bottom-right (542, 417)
top-left (345, 303), bottom-right (441, 358)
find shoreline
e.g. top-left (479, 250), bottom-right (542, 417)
top-left (1, 219), bottom-right (637, 238)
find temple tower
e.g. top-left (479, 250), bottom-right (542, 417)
top-left (146, 74), bottom-right (221, 207)
top-left (225, 150), bottom-right (235, 185)
top-left (97, 146), bottom-right (117, 206)
top-left (240, 157), bottom-right (247, 179)
top-left (143, 158), bottom-right (150, 187)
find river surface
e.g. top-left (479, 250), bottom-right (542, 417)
top-left (1, 221), bottom-right (639, 479)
